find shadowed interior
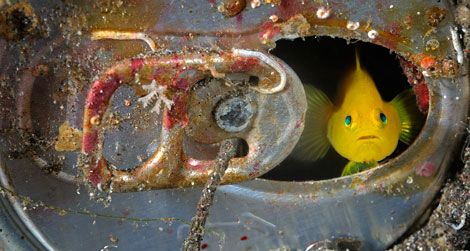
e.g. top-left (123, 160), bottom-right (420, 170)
top-left (262, 36), bottom-right (420, 181)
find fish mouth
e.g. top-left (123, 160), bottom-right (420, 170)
top-left (357, 135), bottom-right (380, 141)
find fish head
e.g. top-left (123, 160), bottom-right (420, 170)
top-left (327, 70), bottom-right (401, 163)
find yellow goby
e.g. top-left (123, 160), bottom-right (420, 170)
top-left (294, 50), bottom-right (423, 176)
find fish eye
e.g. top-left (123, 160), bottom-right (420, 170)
top-left (380, 112), bottom-right (387, 124)
top-left (344, 115), bottom-right (352, 126)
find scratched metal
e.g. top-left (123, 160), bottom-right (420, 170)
top-left (0, 0), bottom-right (468, 250)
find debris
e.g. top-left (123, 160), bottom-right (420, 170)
top-left (264, 0), bottom-right (281, 5)
top-left (425, 6), bottom-right (447, 27)
top-left (54, 121), bottom-right (82, 152)
top-left (403, 15), bottom-right (413, 30)
top-left (270, 14), bottom-right (311, 41)
top-left (456, 4), bottom-right (470, 27)
top-left (218, 0), bottom-right (246, 17)
top-left (409, 52), bottom-right (459, 77)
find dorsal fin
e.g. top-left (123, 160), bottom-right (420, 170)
top-left (336, 48), bottom-right (382, 107)
top-left (390, 89), bottom-right (424, 145)
top-left (291, 84), bottom-right (333, 161)
top-left (355, 47), bottom-right (361, 71)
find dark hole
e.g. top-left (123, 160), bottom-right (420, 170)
top-left (248, 76), bottom-right (259, 86)
top-left (262, 36), bottom-right (425, 181)
top-left (8, 8), bottom-right (34, 39)
top-left (335, 238), bottom-right (362, 251)
top-left (234, 138), bottom-right (249, 158)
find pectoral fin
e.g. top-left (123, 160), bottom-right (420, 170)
top-left (341, 161), bottom-right (378, 176)
top-left (390, 89), bottom-right (424, 145)
top-left (291, 84), bottom-right (333, 161)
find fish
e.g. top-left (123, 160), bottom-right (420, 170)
top-left (293, 49), bottom-right (423, 176)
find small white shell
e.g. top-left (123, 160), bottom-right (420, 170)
top-left (346, 21), bottom-right (360, 30)
top-left (316, 6), bottom-right (331, 19)
top-left (368, 29), bottom-right (378, 39)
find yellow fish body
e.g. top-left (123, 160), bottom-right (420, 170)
top-left (294, 50), bottom-right (423, 176)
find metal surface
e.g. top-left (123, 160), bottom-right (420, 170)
top-left (78, 49), bottom-right (304, 192)
top-left (0, 0), bottom-right (468, 250)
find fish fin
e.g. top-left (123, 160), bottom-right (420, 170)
top-left (390, 89), bottom-right (424, 145)
top-left (291, 84), bottom-right (333, 161)
top-left (355, 47), bottom-right (361, 71)
top-left (341, 161), bottom-right (378, 176)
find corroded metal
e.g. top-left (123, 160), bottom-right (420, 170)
top-left (79, 49), bottom-right (305, 192)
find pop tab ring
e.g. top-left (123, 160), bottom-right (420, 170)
top-left (79, 49), bottom-right (306, 192)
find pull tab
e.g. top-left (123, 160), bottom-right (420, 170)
top-left (79, 49), bottom-right (306, 192)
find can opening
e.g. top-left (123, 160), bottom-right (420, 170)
top-left (262, 36), bottom-right (426, 181)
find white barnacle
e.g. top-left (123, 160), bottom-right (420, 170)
top-left (316, 6), bottom-right (331, 19)
top-left (250, 0), bottom-right (261, 8)
top-left (368, 29), bottom-right (379, 39)
top-left (346, 20), bottom-right (360, 30)
top-left (137, 80), bottom-right (174, 114)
